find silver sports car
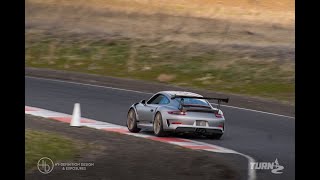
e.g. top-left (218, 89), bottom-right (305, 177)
top-left (126, 91), bottom-right (229, 139)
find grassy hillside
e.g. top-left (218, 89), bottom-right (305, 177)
top-left (26, 0), bottom-right (295, 104)
top-left (29, 0), bottom-right (294, 25)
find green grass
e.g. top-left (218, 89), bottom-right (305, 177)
top-left (25, 129), bottom-right (87, 172)
top-left (25, 31), bottom-right (294, 104)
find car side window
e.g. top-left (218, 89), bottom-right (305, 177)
top-left (159, 96), bottom-right (170, 104)
top-left (147, 94), bottom-right (165, 104)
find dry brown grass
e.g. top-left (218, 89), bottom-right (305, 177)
top-left (29, 0), bottom-right (294, 26)
top-left (25, 0), bottom-right (295, 103)
top-left (157, 74), bottom-right (177, 82)
top-left (26, 0), bottom-right (294, 54)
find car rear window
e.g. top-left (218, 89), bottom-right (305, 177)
top-left (175, 98), bottom-right (210, 106)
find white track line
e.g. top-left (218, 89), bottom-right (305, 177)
top-left (26, 105), bottom-right (256, 180)
top-left (210, 102), bottom-right (295, 119)
top-left (187, 139), bottom-right (256, 180)
top-left (26, 76), bottom-right (153, 95)
top-left (236, 152), bottom-right (257, 180)
top-left (26, 76), bottom-right (294, 119)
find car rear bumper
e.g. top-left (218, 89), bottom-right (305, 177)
top-left (165, 124), bottom-right (224, 134)
top-left (162, 112), bottom-right (225, 132)
top-left (176, 127), bottom-right (223, 134)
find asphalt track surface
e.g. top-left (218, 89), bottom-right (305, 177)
top-left (25, 76), bottom-right (295, 180)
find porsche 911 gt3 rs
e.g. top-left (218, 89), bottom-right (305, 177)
top-left (126, 91), bottom-right (229, 139)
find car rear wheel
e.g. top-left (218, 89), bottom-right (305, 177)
top-left (153, 112), bottom-right (167, 137)
top-left (127, 109), bottom-right (141, 133)
top-left (206, 133), bottom-right (223, 139)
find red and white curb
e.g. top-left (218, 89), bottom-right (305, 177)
top-left (25, 105), bottom-right (256, 180)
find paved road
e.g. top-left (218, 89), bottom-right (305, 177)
top-left (25, 76), bottom-right (295, 180)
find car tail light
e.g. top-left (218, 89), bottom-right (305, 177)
top-left (214, 112), bottom-right (223, 118)
top-left (167, 111), bottom-right (187, 115)
top-left (218, 124), bottom-right (224, 130)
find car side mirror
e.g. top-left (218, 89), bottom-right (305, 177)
top-left (140, 100), bottom-right (146, 105)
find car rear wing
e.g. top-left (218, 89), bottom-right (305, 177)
top-left (170, 95), bottom-right (229, 110)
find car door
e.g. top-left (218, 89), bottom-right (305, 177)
top-left (137, 94), bottom-right (165, 123)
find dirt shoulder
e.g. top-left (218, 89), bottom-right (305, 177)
top-left (25, 114), bottom-right (243, 180)
top-left (26, 67), bottom-right (294, 117)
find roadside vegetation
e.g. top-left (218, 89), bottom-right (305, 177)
top-left (25, 129), bottom-right (89, 172)
top-left (26, 0), bottom-right (295, 104)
